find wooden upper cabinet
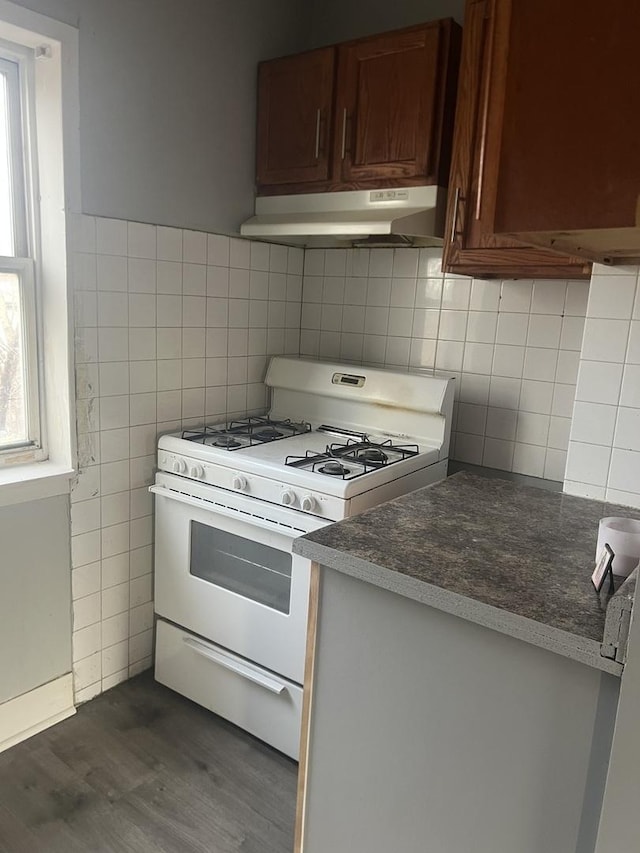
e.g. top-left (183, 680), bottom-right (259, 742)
top-left (256, 48), bottom-right (336, 190)
top-left (255, 20), bottom-right (460, 196)
top-left (442, 0), bottom-right (591, 279)
top-left (335, 21), bottom-right (458, 187)
top-left (492, 1), bottom-right (640, 265)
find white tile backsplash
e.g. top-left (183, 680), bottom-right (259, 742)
top-left (575, 360), bottom-right (624, 405)
top-left (565, 441), bottom-right (612, 487)
top-left (531, 281), bottom-right (566, 315)
top-left (470, 279), bottom-right (501, 312)
top-left (608, 449), bottom-right (640, 494)
top-left (614, 407), bottom-right (640, 452)
top-left (523, 348), bottom-right (557, 382)
top-left (526, 314), bottom-right (562, 349)
top-left (512, 442), bottom-right (546, 478)
top-left (565, 281), bottom-right (590, 316)
top-left (442, 278), bottom-right (471, 310)
top-left (559, 316), bottom-right (585, 351)
top-left (96, 218), bottom-right (127, 256)
top-left (300, 247), bottom-right (585, 480)
top-left (71, 215), bottom-right (303, 702)
top-left (499, 280), bottom-right (532, 313)
top-left (620, 363), bottom-right (640, 409)
top-left (581, 318), bottom-right (630, 362)
top-left (570, 402), bottom-right (617, 446)
top-left (565, 265), bottom-right (640, 505)
top-left (587, 274), bottom-right (636, 319)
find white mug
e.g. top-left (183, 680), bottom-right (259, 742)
top-left (596, 517), bottom-right (640, 578)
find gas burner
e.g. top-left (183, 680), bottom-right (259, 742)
top-left (354, 447), bottom-right (388, 464)
top-left (212, 435), bottom-right (241, 449)
top-left (180, 417), bottom-right (312, 450)
top-left (227, 416), bottom-right (311, 442)
top-left (319, 461), bottom-right (349, 476)
top-left (254, 427), bottom-right (284, 442)
top-left (336, 439), bottom-right (419, 466)
top-left (286, 437), bottom-right (420, 480)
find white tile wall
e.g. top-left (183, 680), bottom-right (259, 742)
top-left (70, 215), bottom-right (303, 702)
top-left (300, 247), bottom-right (587, 481)
top-left (69, 231), bottom-right (640, 703)
top-left (565, 265), bottom-right (640, 508)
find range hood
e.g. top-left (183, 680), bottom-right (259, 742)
top-left (240, 186), bottom-right (447, 247)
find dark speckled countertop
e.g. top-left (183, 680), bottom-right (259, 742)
top-left (293, 472), bottom-right (640, 676)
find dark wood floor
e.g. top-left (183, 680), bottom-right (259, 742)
top-left (0, 673), bottom-right (297, 853)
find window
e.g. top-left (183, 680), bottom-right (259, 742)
top-left (0, 3), bottom-right (78, 499)
top-left (0, 48), bottom-right (41, 463)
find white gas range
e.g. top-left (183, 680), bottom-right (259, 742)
top-left (152, 357), bottom-right (454, 758)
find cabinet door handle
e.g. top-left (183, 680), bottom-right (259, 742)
top-left (183, 637), bottom-right (287, 695)
top-left (341, 108), bottom-right (349, 159)
top-left (314, 108), bottom-right (322, 159)
top-left (450, 187), bottom-right (463, 244)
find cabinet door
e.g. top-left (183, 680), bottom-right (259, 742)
top-left (334, 22), bottom-right (457, 187)
top-left (256, 48), bottom-right (335, 190)
top-left (442, 0), bottom-right (591, 279)
top-left (493, 1), bottom-right (640, 264)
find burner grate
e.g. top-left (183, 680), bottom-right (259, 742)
top-left (335, 438), bottom-right (419, 465)
top-left (286, 438), bottom-right (419, 479)
top-left (181, 417), bottom-right (311, 450)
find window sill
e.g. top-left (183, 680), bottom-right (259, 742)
top-left (0, 461), bottom-right (75, 509)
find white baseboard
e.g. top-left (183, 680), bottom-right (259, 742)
top-left (0, 673), bottom-right (76, 753)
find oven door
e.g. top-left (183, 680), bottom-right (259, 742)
top-left (150, 471), bottom-right (327, 684)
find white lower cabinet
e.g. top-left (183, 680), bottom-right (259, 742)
top-left (299, 568), bottom-right (619, 853)
top-left (155, 619), bottom-right (303, 760)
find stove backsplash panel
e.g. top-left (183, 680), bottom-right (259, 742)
top-left (70, 215), bottom-right (303, 703)
top-left (299, 247), bottom-right (588, 484)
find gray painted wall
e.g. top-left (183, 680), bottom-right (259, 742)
top-left (0, 496), bottom-right (72, 704)
top-left (11, 0), bottom-right (309, 233)
top-left (9, 0), bottom-right (77, 25)
top-left (12, 0), bottom-right (465, 234)
top-left (308, 0), bottom-right (465, 47)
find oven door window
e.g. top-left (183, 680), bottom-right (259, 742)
top-left (189, 522), bottom-right (292, 614)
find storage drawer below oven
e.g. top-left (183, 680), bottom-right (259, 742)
top-left (155, 619), bottom-right (303, 760)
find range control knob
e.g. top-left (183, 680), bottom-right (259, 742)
top-left (173, 459), bottom-right (187, 474)
top-left (232, 474), bottom-right (247, 491)
top-left (301, 495), bottom-right (316, 513)
top-left (190, 465), bottom-right (204, 480)
top-left (281, 489), bottom-right (296, 507)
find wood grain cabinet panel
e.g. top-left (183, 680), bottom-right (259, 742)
top-left (256, 48), bottom-right (336, 190)
top-left (442, 0), bottom-right (591, 279)
top-left (493, 1), bottom-right (640, 265)
top-left (335, 21), bottom-right (457, 187)
top-left (255, 20), bottom-right (460, 196)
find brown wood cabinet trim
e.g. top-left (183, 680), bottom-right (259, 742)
top-left (503, 228), bottom-right (640, 268)
top-left (445, 245), bottom-right (592, 279)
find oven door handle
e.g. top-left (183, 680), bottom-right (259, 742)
top-left (149, 484), bottom-right (309, 537)
top-left (182, 637), bottom-right (287, 694)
